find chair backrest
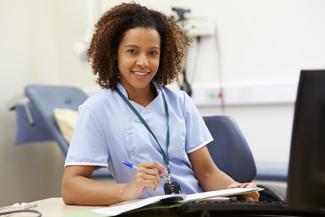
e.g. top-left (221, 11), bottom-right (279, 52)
top-left (25, 84), bottom-right (110, 178)
top-left (203, 115), bottom-right (257, 183)
top-left (25, 85), bottom-right (88, 155)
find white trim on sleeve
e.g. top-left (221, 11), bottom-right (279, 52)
top-left (64, 162), bottom-right (108, 167)
top-left (187, 138), bottom-right (214, 153)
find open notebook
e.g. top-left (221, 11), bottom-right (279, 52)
top-left (93, 187), bottom-right (262, 216)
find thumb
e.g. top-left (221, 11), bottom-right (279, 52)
top-left (227, 182), bottom-right (241, 189)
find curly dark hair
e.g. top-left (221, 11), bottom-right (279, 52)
top-left (87, 3), bottom-right (191, 89)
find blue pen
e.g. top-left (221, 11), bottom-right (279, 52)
top-left (123, 162), bottom-right (168, 180)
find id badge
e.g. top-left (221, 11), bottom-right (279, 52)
top-left (164, 174), bottom-right (182, 194)
top-left (164, 181), bottom-right (182, 194)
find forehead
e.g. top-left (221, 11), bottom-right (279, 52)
top-left (119, 27), bottom-right (161, 48)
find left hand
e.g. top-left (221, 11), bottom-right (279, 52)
top-left (227, 182), bottom-right (260, 202)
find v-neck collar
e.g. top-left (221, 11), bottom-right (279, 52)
top-left (116, 82), bottom-right (161, 109)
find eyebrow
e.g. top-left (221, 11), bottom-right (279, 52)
top-left (125, 44), bottom-right (160, 50)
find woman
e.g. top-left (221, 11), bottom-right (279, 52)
top-left (61, 3), bottom-right (259, 205)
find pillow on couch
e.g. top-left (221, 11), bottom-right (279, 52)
top-left (53, 108), bottom-right (77, 144)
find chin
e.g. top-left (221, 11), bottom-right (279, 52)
top-left (132, 82), bottom-right (151, 89)
top-left (131, 78), bottom-right (153, 88)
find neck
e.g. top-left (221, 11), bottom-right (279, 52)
top-left (123, 83), bottom-right (157, 107)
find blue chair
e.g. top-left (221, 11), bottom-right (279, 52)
top-left (25, 85), bottom-right (87, 154)
top-left (203, 115), bottom-right (285, 201)
top-left (25, 84), bottom-right (110, 178)
top-left (203, 115), bottom-right (256, 183)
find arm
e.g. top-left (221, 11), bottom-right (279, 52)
top-left (62, 162), bottom-right (167, 206)
top-left (189, 146), bottom-right (235, 190)
top-left (189, 146), bottom-right (259, 201)
top-left (62, 166), bottom-right (126, 205)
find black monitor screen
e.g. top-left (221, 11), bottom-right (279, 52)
top-left (287, 70), bottom-right (325, 209)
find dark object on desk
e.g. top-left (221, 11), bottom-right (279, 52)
top-left (179, 199), bottom-right (325, 217)
top-left (24, 84), bottom-right (110, 178)
top-left (287, 70), bottom-right (325, 209)
top-left (179, 70), bottom-right (325, 216)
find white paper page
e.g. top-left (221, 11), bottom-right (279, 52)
top-left (93, 187), bottom-right (262, 216)
top-left (184, 187), bottom-right (263, 202)
top-left (93, 194), bottom-right (183, 216)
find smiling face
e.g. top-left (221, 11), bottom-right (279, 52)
top-left (117, 27), bottom-right (161, 95)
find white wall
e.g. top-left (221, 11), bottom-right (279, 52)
top-left (0, 0), bottom-right (94, 206)
top-left (1, 0), bottom-right (325, 205)
top-left (139, 0), bottom-right (325, 164)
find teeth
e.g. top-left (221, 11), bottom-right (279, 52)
top-left (133, 71), bottom-right (150, 76)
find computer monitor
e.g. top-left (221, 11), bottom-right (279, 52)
top-left (287, 70), bottom-right (325, 209)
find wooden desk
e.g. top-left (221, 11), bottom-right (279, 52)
top-left (27, 197), bottom-right (103, 217)
top-left (24, 197), bottom-right (179, 217)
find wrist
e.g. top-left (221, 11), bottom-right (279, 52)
top-left (119, 183), bottom-right (130, 201)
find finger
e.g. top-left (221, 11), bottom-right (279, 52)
top-left (152, 161), bottom-right (168, 175)
top-left (249, 192), bottom-right (260, 201)
top-left (138, 162), bottom-right (167, 182)
top-left (227, 182), bottom-right (242, 189)
top-left (240, 183), bottom-right (250, 188)
top-left (138, 166), bottom-right (162, 181)
top-left (246, 196), bottom-right (258, 202)
top-left (137, 172), bottom-right (160, 189)
top-left (236, 195), bottom-right (255, 202)
top-left (134, 173), bottom-right (157, 189)
top-left (243, 192), bottom-right (260, 202)
top-left (139, 161), bottom-right (167, 175)
top-left (137, 166), bottom-right (164, 191)
top-left (140, 179), bottom-right (157, 190)
top-left (243, 183), bottom-right (259, 201)
top-left (145, 174), bottom-right (160, 190)
top-left (229, 182), bottom-right (256, 189)
top-left (245, 182), bottom-right (257, 188)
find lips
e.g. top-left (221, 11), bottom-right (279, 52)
top-left (131, 70), bottom-right (150, 77)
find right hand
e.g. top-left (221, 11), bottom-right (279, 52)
top-left (121, 161), bottom-right (167, 200)
top-left (227, 182), bottom-right (260, 202)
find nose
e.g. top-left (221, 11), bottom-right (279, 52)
top-left (136, 54), bottom-right (149, 67)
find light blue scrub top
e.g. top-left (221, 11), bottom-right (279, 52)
top-left (65, 83), bottom-right (213, 198)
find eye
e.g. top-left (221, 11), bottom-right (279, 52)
top-left (127, 49), bottom-right (137, 55)
top-left (149, 50), bottom-right (159, 56)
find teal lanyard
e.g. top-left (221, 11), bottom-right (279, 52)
top-left (116, 88), bottom-right (171, 173)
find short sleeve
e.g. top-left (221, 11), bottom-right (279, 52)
top-left (64, 105), bottom-right (109, 167)
top-left (183, 93), bottom-right (213, 153)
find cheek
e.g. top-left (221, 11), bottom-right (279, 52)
top-left (151, 59), bottom-right (160, 71)
top-left (118, 57), bottom-right (132, 70)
